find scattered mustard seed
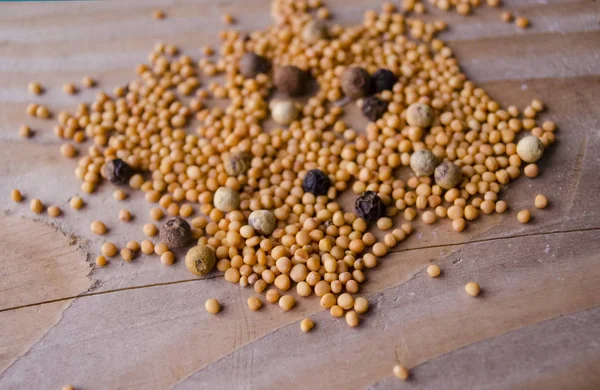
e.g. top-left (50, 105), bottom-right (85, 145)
top-left (153, 9), bottom-right (165, 19)
top-left (19, 124), bottom-right (32, 138)
top-left (113, 189), bottom-right (127, 201)
top-left (63, 83), bottom-right (77, 95)
top-left (465, 282), bottom-right (481, 297)
top-left (11, 189), bottom-right (22, 203)
top-left (515, 16), bottom-right (530, 29)
top-left (101, 242), bottom-right (118, 257)
top-left (300, 318), bottom-right (314, 332)
top-left (279, 294), bottom-right (295, 311)
top-left (143, 223), bottom-right (158, 237)
top-left (30, 198), bottom-right (43, 214)
top-left (140, 240), bottom-right (154, 255)
top-left (81, 76), bottom-right (95, 88)
top-left (47, 205), bottom-right (61, 218)
top-left (517, 209), bottom-right (531, 224)
top-left (534, 194), bottom-right (548, 209)
top-left (121, 248), bottom-right (134, 262)
top-left (28, 82), bottom-right (43, 95)
top-left (161, 251), bottom-right (174, 265)
top-left (345, 311), bottom-right (359, 327)
top-left (205, 298), bottom-right (220, 314)
top-left (90, 220), bottom-right (107, 235)
top-left (393, 364), bottom-right (410, 380)
top-left (427, 264), bottom-right (441, 278)
top-left (247, 296), bottom-right (263, 311)
top-left (119, 209), bottom-right (132, 222)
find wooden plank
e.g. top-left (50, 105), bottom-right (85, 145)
top-left (1, 229), bottom-right (599, 389)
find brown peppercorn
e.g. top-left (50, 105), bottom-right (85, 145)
top-left (371, 68), bottom-right (397, 93)
top-left (239, 52), bottom-right (270, 78)
top-left (434, 162), bottom-right (462, 189)
top-left (355, 191), bottom-right (385, 222)
top-left (224, 151), bottom-right (252, 176)
top-left (361, 96), bottom-right (388, 122)
top-left (274, 65), bottom-right (306, 96)
top-left (341, 67), bottom-right (371, 99)
top-left (185, 245), bottom-right (216, 275)
top-left (102, 158), bottom-right (134, 185)
top-left (160, 217), bottom-right (192, 249)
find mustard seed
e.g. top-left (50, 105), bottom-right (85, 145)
top-left (28, 82), bottom-right (43, 95)
top-left (354, 297), bottom-right (369, 314)
top-left (121, 248), bottom-right (134, 262)
top-left (47, 205), bottom-right (61, 218)
top-left (345, 311), bottom-right (359, 327)
top-left (19, 124), bottom-right (32, 138)
top-left (90, 221), bottom-right (106, 235)
top-left (465, 282), bottom-right (481, 297)
top-left (95, 256), bottom-right (107, 267)
top-left (101, 242), bottom-right (118, 257)
top-left (427, 264), bottom-right (441, 278)
top-left (452, 218), bottom-right (466, 232)
top-left (82, 76), bottom-right (95, 88)
top-left (127, 240), bottom-right (140, 251)
top-left (10, 189), bottom-right (22, 203)
top-left (248, 296), bottom-right (262, 311)
top-left (153, 9), bottom-right (165, 19)
top-left (422, 210), bottom-right (436, 224)
top-left (515, 16), bottom-right (529, 29)
top-left (524, 164), bottom-right (539, 178)
top-left (205, 298), bottom-right (220, 314)
top-left (113, 189), bottom-right (127, 201)
top-left (535, 194), bottom-right (548, 209)
top-left (141, 240), bottom-right (154, 255)
top-left (279, 295), bottom-right (295, 311)
top-left (517, 209), bottom-right (531, 224)
top-left (266, 289), bottom-right (280, 303)
top-left (60, 143), bottom-right (77, 158)
top-left (143, 223), bottom-right (158, 237)
top-left (30, 198), bottom-right (43, 214)
top-left (63, 83), bottom-right (77, 95)
top-left (119, 209), bottom-right (132, 222)
top-left (393, 364), bottom-right (410, 380)
top-left (300, 318), bottom-right (314, 332)
top-left (330, 305), bottom-right (344, 317)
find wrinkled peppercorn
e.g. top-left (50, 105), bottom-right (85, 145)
top-left (224, 151), bottom-right (252, 176)
top-left (355, 191), bottom-right (385, 221)
top-left (160, 217), bottom-right (192, 249)
top-left (274, 65), bottom-right (306, 96)
top-left (103, 158), bottom-right (134, 185)
top-left (239, 52), bottom-right (270, 78)
top-left (361, 96), bottom-right (388, 121)
top-left (303, 169), bottom-right (331, 196)
top-left (371, 68), bottom-right (397, 93)
top-left (341, 67), bottom-right (371, 99)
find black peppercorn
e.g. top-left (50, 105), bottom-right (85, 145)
top-left (239, 52), bottom-right (270, 79)
top-left (274, 65), bottom-right (306, 96)
top-left (361, 96), bottom-right (388, 121)
top-left (341, 67), bottom-right (371, 99)
top-left (355, 191), bottom-right (385, 221)
top-left (302, 169), bottom-right (331, 196)
top-left (371, 68), bottom-right (397, 93)
top-left (160, 217), bottom-right (192, 249)
top-left (103, 158), bottom-right (134, 185)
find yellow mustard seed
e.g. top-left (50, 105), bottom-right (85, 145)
top-left (161, 251), bottom-right (174, 265)
top-left (63, 83), bottom-right (77, 95)
top-left (47, 205), bottom-right (61, 218)
top-left (127, 240), bottom-right (140, 251)
top-left (330, 305), bottom-right (344, 318)
top-left (35, 105), bottom-right (50, 119)
top-left (28, 82), bottom-right (43, 95)
top-left (524, 163), bottom-right (539, 178)
top-left (205, 298), bottom-right (220, 314)
top-left (141, 240), bottom-right (154, 254)
top-left (30, 198), bottom-right (43, 214)
top-left (393, 364), bottom-right (410, 380)
top-left (19, 124), bottom-right (32, 138)
top-left (427, 264), bottom-right (441, 278)
top-left (150, 208), bottom-right (164, 221)
top-left (119, 209), bottom-right (132, 222)
top-left (300, 318), bottom-right (314, 332)
top-left (95, 256), bottom-right (107, 267)
top-left (517, 209), bottom-right (531, 224)
top-left (221, 13), bottom-right (234, 24)
top-left (113, 189), bottom-right (127, 201)
top-left (534, 194), bottom-right (548, 209)
top-left (353, 297), bottom-right (369, 314)
top-left (101, 242), bottom-right (118, 257)
top-left (247, 296), bottom-right (262, 311)
top-left (82, 76), bottom-right (96, 88)
top-left (121, 248), bottom-right (134, 262)
top-left (153, 9), bottom-right (165, 19)
top-left (11, 189), bottom-right (22, 203)
top-left (143, 223), bottom-right (158, 237)
top-left (465, 282), bottom-right (481, 297)
top-left (154, 243), bottom-right (169, 256)
top-left (90, 220), bottom-right (107, 235)
top-left (69, 196), bottom-right (83, 210)
top-left (345, 311), bottom-right (359, 327)
top-left (60, 143), bottom-right (77, 158)
top-left (266, 289), bottom-right (280, 303)
top-left (515, 16), bottom-right (529, 29)
top-left (279, 295), bottom-right (295, 311)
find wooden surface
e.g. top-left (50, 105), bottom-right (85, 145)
top-left (1, 1), bottom-right (600, 389)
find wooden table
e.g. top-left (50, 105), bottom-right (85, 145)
top-left (1, 1), bottom-right (599, 389)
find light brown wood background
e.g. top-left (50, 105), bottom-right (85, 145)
top-left (1, 0), bottom-right (600, 389)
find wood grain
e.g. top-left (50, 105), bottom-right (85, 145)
top-left (0, 0), bottom-right (599, 389)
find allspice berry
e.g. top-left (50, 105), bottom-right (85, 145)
top-left (371, 68), bottom-right (397, 93)
top-left (271, 100), bottom-right (299, 125)
top-left (248, 210), bottom-right (276, 235)
top-left (341, 67), bottom-right (371, 99)
top-left (224, 151), bottom-right (252, 176)
top-left (410, 150), bottom-right (439, 177)
top-left (406, 103), bottom-right (434, 128)
top-left (274, 65), bottom-right (306, 96)
top-left (361, 96), bottom-right (388, 121)
top-left (214, 187), bottom-right (241, 212)
top-left (103, 158), bottom-right (134, 185)
top-left (302, 20), bottom-right (328, 43)
top-left (185, 245), bottom-right (216, 276)
top-left (434, 162), bottom-right (462, 189)
top-left (160, 217), bottom-right (192, 249)
top-left (239, 52), bottom-right (270, 78)
top-left (302, 169), bottom-right (331, 196)
top-left (517, 136), bottom-right (544, 163)
top-left (355, 191), bottom-right (385, 221)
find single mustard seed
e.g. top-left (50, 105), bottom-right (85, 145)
top-left (524, 164), bottom-right (539, 178)
top-left (153, 9), bottom-right (165, 19)
top-left (19, 124), bottom-right (32, 138)
top-left (452, 218), bottom-right (466, 232)
top-left (113, 189), bottom-right (127, 201)
top-left (11, 189), bottom-right (22, 203)
top-left (63, 83), bottom-right (77, 95)
top-left (330, 305), bottom-right (344, 318)
top-left (266, 289), bottom-right (280, 303)
top-left (141, 240), bottom-right (154, 255)
top-left (515, 16), bottom-right (529, 28)
top-left (353, 297), bottom-right (369, 314)
top-left (422, 210), bottom-right (437, 224)
top-left (154, 243), bottom-right (168, 256)
top-left (300, 318), bottom-right (314, 332)
top-left (95, 256), bottom-right (107, 267)
top-left (279, 294), bottom-right (295, 311)
top-left (247, 296), bottom-right (263, 311)
top-left (517, 209), bottom-right (531, 224)
top-left (60, 143), bottom-right (77, 158)
top-left (221, 13), bottom-right (234, 24)
top-left (143, 223), bottom-right (158, 237)
top-left (205, 298), bottom-right (220, 314)
top-left (47, 205), bottom-right (61, 218)
top-left (70, 196), bottom-right (83, 210)
top-left (121, 248), bottom-right (134, 262)
top-left (30, 198), bottom-right (43, 214)
top-left (393, 364), bottom-right (410, 380)
top-left (90, 220), bottom-right (107, 235)
top-left (161, 251), bottom-right (174, 266)
top-left (101, 242), bottom-right (118, 258)
top-left (28, 82), bottom-right (43, 95)
top-left (345, 311), bottom-right (359, 327)
top-left (535, 194), bottom-right (548, 209)
top-left (127, 240), bottom-right (140, 251)
top-left (427, 264), bottom-right (441, 278)
top-left (35, 105), bottom-right (50, 119)
top-left (119, 209), bottom-right (132, 222)
top-left (465, 282), bottom-right (481, 297)
top-left (82, 76), bottom-right (95, 88)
